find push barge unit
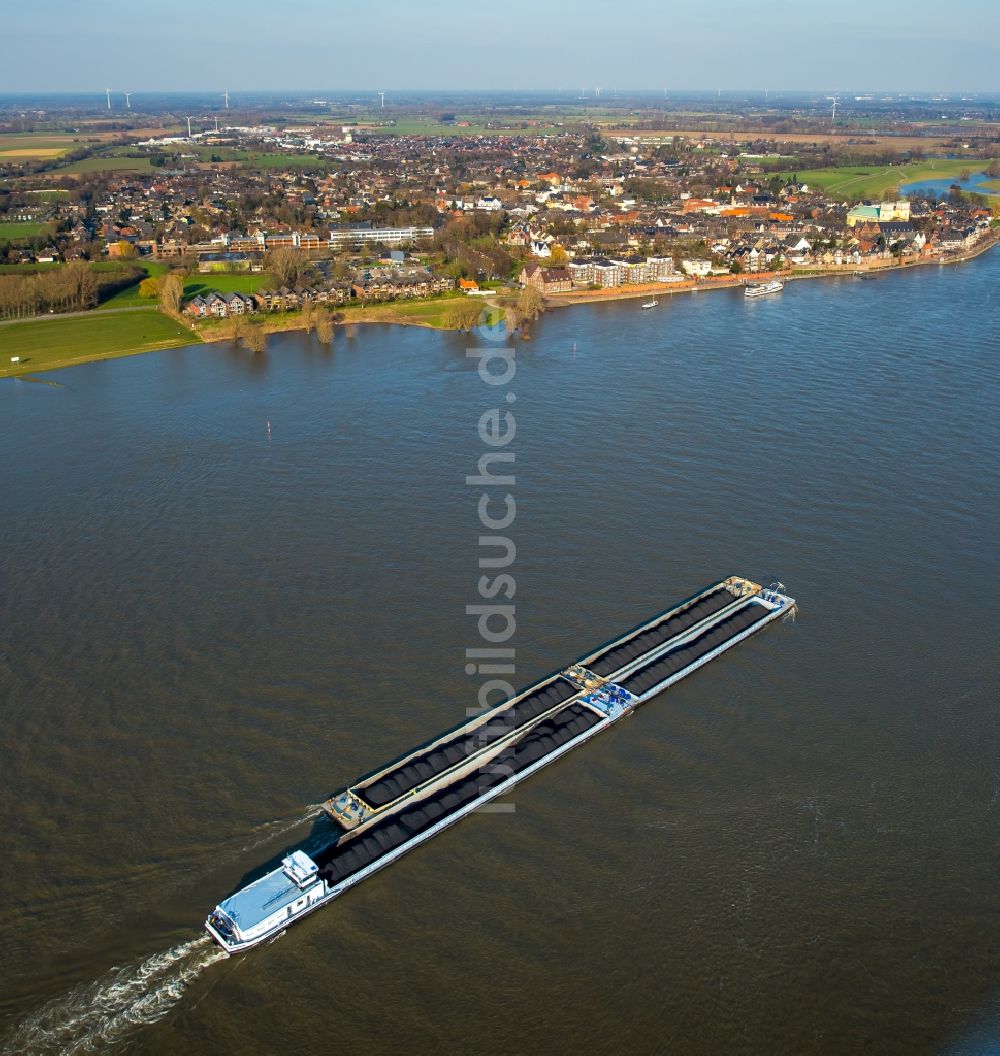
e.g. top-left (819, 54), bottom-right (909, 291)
top-left (206, 576), bottom-right (794, 952)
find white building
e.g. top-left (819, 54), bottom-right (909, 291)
top-left (681, 259), bottom-right (712, 277)
top-left (327, 225), bottom-right (434, 249)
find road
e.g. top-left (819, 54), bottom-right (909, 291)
top-left (0, 305), bottom-right (158, 328)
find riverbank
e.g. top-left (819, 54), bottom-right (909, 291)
top-left (192, 295), bottom-right (493, 345)
top-left (1, 234), bottom-right (996, 379)
top-left (544, 231), bottom-right (1000, 309)
top-left (0, 310), bottom-right (200, 379)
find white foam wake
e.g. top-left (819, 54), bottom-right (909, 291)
top-left (237, 804), bottom-right (324, 856)
top-left (2, 805), bottom-right (325, 1054)
top-left (2, 935), bottom-right (228, 1056)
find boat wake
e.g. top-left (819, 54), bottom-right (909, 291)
top-left (2, 807), bottom-right (325, 1054)
top-left (2, 936), bottom-right (228, 1056)
top-left (237, 804), bottom-right (324, 856)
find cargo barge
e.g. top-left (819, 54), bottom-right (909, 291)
top-left (206, 576), bottom-right (794, 952)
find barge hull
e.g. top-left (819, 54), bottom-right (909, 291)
top-left (206, 578), bottom-right (794, 952)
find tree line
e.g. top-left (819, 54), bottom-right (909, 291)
top-left (0, 261), bottom-right (98, 319)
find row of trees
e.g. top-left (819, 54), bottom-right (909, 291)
top-left (228, 303), bottom-right (338, 355)
top-left (0, 261), bottom-right (98, 319)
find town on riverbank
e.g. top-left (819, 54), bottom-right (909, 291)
top-left (2, 93), bottom-right (998, 377)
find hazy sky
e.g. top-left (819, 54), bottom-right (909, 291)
top-left (4, 0), bottom-right (999, 93)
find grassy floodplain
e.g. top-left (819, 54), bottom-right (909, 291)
top-left (0, 310), bottom-right (199, 377)
top-left (337, 295), bottom-right (471, 328)
top-left (777, 159), bottom-right (991, 199)
top-left (193, 292), bottom-right (476, 340)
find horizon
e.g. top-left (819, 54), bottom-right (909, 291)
top-left (4, 0), bottom-right (1000, 94)
top-left (1, 88), bottom-right (999, 98)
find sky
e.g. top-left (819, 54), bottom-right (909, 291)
top-left (3, 0), bottom-right (999, 94)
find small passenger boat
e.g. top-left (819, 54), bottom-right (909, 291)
top-left (744, 280), bottom-right (784, 298)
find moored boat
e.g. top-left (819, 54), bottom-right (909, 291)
top-left (744, 279), bottom-right (784, 298)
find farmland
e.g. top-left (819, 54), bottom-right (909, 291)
top-left (368, 117), bottom-right (564, 137)
top-left (0, 133), bottom-right (79, 159)
top-left (58, 154), bottom-right (154, 174)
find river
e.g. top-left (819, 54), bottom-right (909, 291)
top-left (1, 252), bottom-right (999, 1055)
top-left (901, 170), bottom-right (999, 198)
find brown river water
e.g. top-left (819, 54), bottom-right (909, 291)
top-left (1, 253), bottom-right (999, 1054)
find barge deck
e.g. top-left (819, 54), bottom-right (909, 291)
top-left (205, 576), bottom-right (794, 952)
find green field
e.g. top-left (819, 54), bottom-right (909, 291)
top-left (0, 262), bottom-right (63, 273)
top-left (0, 310), bottom-right (199, 377)
top-left (339, 292), bottom-right (471, 328)
top-left (245, 153), bottom-right (334, 169)
top-left (58, 154), bottom-right (154, 174)
top-left (780, 160), bottom-right (991, 200)
top-left (95, 261), bottom-right (170, 309)
top-left (0, 220), bottom-right (52, 240)
top-left (184, 273), bottom-right (273, 299)
top-left (369, 117), bottom-right (562, 137)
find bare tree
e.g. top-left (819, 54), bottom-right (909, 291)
top-left (244, 323), bottom-right (268, 353)
top-left (159, 273), bottom-right (184, 315)
top-left (445, 299), bottom-right (483, 331)
top-left (516, 285), bottom-right (544, 322)
top-left (331, 254), bottom-right (352, 279)
top-left (315, 311), bottom-right (334, 344)
top-left (266, 247), bottom-right (307, 287)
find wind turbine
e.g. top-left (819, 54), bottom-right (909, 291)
top-left (378, 90), bottom-right (385, 108)
top-left (124, 91), bottom-right (132, 109)
top-left (105, 87), bottom-right (112, 110)
top-left (829, 96), bottom-right (838, 128)
top-left (186, 116), bottom-right (193, 138)
top-left (222, 91), bottom-right (230, 109)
